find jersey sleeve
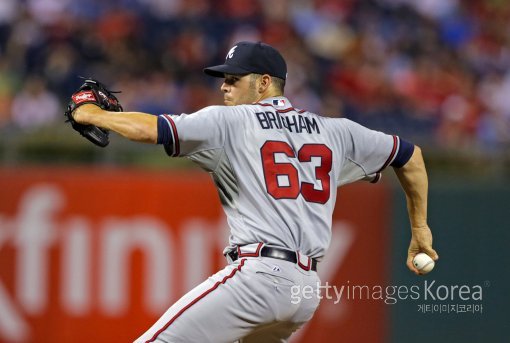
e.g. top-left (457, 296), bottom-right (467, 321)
top-left (156, 106), bottom-right (227, 157)
top-left (336, 119), bottom-right (407, 186)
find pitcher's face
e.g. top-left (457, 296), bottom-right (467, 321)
top-left (220, 74), bottom-right (258, 106)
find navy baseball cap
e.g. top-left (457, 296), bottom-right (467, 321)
top-left (204, 41), bottom-right (287, 80)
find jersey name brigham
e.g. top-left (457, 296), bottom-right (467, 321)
top-left (255, 111), bottom-right (320, 134)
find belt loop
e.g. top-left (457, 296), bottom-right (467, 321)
top-left (238, 242), bottom-right (263, 257)
top-left (297, 251), bottom-right (311, 271)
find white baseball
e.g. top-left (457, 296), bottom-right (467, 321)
top-left (413, 253), bottom-right (435, 274)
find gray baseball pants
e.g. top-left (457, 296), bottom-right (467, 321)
top-left (135, 249), bottom-right (321, 342)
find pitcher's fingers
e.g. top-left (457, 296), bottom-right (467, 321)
top-left (423, 247), bottom-right (439, 261)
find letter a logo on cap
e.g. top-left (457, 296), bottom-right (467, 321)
top-left (226, 45), bottom-right (237, 60)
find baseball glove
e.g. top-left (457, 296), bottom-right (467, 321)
top-left (64, 78), bottom-right (123, 147)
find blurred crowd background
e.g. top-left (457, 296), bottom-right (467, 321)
top-left (0, 0), bottom-right (509, 174)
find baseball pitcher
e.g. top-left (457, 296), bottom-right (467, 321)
top-left (66, 41), bottom-right (438, 343)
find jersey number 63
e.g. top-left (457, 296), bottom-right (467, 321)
top-left (260, 141), bottom-right (332, 204)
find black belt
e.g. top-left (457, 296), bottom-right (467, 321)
top-left (227, 245), bottom-right (318, 272)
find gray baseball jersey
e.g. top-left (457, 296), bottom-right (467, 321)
top-left (136, 96), bottom-right (409, 343)
top-left (158, 96), bottom-right (400, 259)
